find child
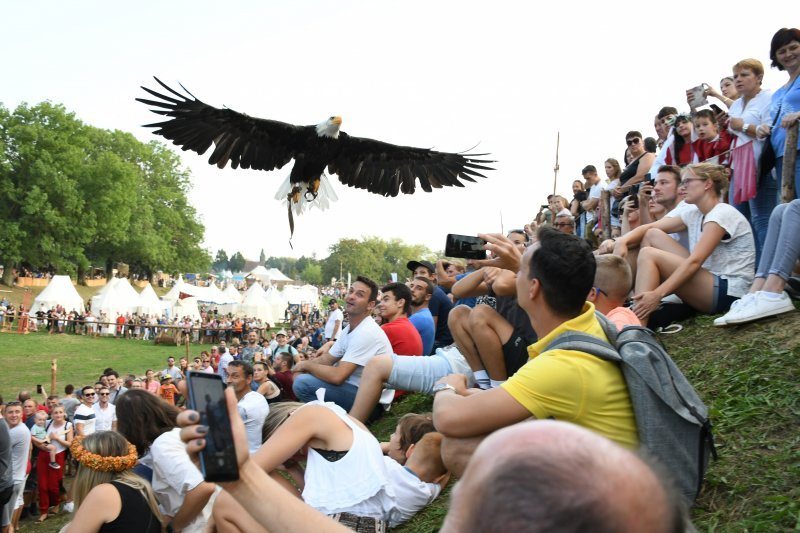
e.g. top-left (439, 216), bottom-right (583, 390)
top-left (589, 255), bottom-right (641, 330)
top-left (381, 413), bottom-right (436, 465)
top-left (693, 109), bottom-right (732, 165)
top-left (383, 432), bottom-right (450, 528)
top-left (30, 411), bottom-right (60, 469)
top-left (159, 375), bottom-right (179, 405)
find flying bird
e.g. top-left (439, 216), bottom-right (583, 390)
top-left (136, 77), bottom-right (493, 236)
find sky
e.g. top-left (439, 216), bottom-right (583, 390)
top-left (2, 2), bottom-right (790, 263)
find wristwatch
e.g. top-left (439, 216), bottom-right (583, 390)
top-left (742, 123), bottom-right (751, 134)
top-left (432, 383), bottom-right (457, 395)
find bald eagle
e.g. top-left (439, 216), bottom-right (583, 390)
top-left (136, 78), bottom-right (493, 234)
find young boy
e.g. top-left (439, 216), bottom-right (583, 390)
top-left (589, 255), bottom-right (641, 330)
top-left (693, 109), bottom-right (732, 164)
top-left (383, 432), bottom-right (450, 528)
top-left (30, 411), bottom-right (60, 469)
top-left (159, 375), bottom-right (179, 405)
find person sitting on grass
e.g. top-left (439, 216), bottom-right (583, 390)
top-left (62, 432), bottom-right (162, 532)
top-left (613, 163), bottom-right (755, 326)
top-left (714, 199), bottom-right (800, 326)
top-left (591, 255), bottom-right (641, 330)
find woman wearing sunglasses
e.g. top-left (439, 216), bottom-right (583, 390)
top-left (613, 163), bottom-right (755, 325)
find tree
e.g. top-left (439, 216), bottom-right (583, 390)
top-left (229, 252), bottom-right (246, 272)
top-left (300, 262), bottom-right (323, 285)
top-left (213, 249), bottom-right (230, 272)
top-left (321, 236), bottom-right (433, 284)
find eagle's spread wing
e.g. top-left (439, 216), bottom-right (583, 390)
top-left (327, 133), bottom-right (493, 197)
top-left (136, 77), bottom-right (311, 171)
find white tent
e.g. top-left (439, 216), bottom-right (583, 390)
top-left (265, 286), bottom-right (289, 323)
top-left (29, 275), bottom-right (85, 314)
top-left (267, 268), bottom-right (293, 283)
top-left (282, 284), bottom-right (319, 305)
top-left (90, 278), bottom-right (141, 334)
top-left (238, 284), bottom-right (275, 325)
top-left (161, 280), bottom-right (186, 302)
top-left (247, 266), bottom-right (272, 283)
top-left (223, 284), bottom-right (242, 303)
top-left (137, 283), bottom-right (167, 317)
top-left (172, 296), bottom-right (201, 321)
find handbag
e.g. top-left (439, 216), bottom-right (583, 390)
top-left (759, 75), bottom-right (800, 182)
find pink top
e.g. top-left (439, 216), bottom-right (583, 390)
top-left (605, 307), bottom-right (642, 330)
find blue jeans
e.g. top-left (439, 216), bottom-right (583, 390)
top-left (756, 200), bottom-right (800, 281)
top-left (731, 172), bottom-right (779, 266)
top-left (292, 373), bottom-right (359, 411)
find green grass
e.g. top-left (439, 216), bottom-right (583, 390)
top-left (3, 308), bottom-right (799, 532)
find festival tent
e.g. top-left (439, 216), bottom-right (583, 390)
top-left (282, 284), bottom-right (319, 306)
top-left (247, 266), bottom-right (272, 283)
top-left (172, 296), bottom-right (201, 321)
top-left (267, 268), bottom-right (293, 283)
top-left (29, 275), bottom-right (85, 314)
top-left (90, 278), bottom-right (142, 334)
top-left (238, 283), bottom-right (275, 325)
top-left (265, 286), bottom-right (289, 323)
top-left (223, 284), bottom-right (242, 303)
top-left (137, 283), bottom-right (167, 317)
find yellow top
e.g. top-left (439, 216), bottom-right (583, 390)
top-left (501, 303), bottom-right (639, 449)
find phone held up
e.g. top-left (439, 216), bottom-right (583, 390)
top-left (445, 234), bottom-right (487, 260)
top-left (36, 384), bottom-right (43, 394)
top-left (185, 371), bottom-right (239, 482)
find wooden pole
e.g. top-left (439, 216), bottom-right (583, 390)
top-left (781, 122), bottom-right (798, 203)
top-left (50, 359), bottom-right (57, 397)
top-left (601, 190), bottom-right (612, 240)
top-left (552, 132), bottom-right (560, 196)
top-left (185, 332), bottom-right (190, 358)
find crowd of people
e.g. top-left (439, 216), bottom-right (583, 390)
top-left (0, 26), bottom-right (798, 533)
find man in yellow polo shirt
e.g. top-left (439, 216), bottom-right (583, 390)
top-left (432, 227), bottom-right (638, 476)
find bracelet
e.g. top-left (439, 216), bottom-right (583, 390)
top-left (742, 123), bottom-right (751, 134)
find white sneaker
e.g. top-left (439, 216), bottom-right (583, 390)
top-left (713, 293), bottom-right (756, 326)
top-left (62, 501), bottom-right (74, 513)
top-left (725, 291), bottom-right (795, 325)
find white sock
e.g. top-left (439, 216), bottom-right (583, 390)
top-left (759, 291), bottom-right (783, 300)
top-left (490, 379), bottom-right (506, 389)
top-left (474, 370), bottom-right (490, 390)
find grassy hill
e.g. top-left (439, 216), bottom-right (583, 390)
top-left (1, 308), bottom-right (797, 531)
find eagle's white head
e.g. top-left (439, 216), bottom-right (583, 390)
top-left (316, 116), bottom-right (342, 139)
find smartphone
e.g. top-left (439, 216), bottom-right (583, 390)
top-left (445, 234), bottom-right (487, 260)
top-left (710, 104), bottom-right (723, 114)
top-left (36, 384), bottom-right (43, 394)
top-left (646, 173), bottom-right (656, 186)
top-left (185, 371), bottom-right (239, 482)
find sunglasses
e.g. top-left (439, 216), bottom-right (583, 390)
top-left (99, 392), bottom-right (110, 396)
top-left (626, 138), bottom-right (641, 146)
top-left (5, 401), bottom-right (22, 407)
top-left (84, 392), bottom-right (96, 397)
top-left (553, 222), bottom-right (574, 228)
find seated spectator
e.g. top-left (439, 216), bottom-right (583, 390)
top-left (591, 255), bottom-right (641, 330)
top-left (715, 199), bottom-right (800, 325)
top-left (226, 361), bottom-right (269, 454)
top-left (614, 130), bottom-right (656, 199)
top-left (663, 113), bottom-right (696, 167)
top-left (408, 277), bottom-right (436, 355)
top-left (252, 361), bottom-right (283, 403)
top-left (176, 393), bottom-right (685, 533)
top-left (552, 209), bottom-right (576, 234)
top-left (62, 432), bottom-right (161, 532)
top-left (292, 277), bottom-right (392, 411)
top-left (406, 260), bottom-right (453, 352)
top-left (268, 353), bottom-right (296, 401)
top-left (693, 109), bottom-right (732, 164)
top-left (212, 399), bottom-right (395, 531)
top-left (614, 163), bottom-right (755, 325)
top-left (378, 282), bottom-right (423, 356)
top-left (433, 228), bottom-right (637, 476)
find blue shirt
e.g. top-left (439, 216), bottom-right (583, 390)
top-left (409, 308), bottom-right (435, 355)
top-left (428, 287), bottom-right (453, 348)
top-left (770, 78), bottom-right (800, 157)
top-left (453, 273), bottom-right (477, 308)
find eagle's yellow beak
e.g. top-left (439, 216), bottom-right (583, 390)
top-left (331, 116), bottom-right (342, 126)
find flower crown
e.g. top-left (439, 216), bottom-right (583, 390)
top-left (70, 436), bottom-right (138, 473)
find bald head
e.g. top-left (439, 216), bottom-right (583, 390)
top-left (442, 421), bottom-right (685, 533)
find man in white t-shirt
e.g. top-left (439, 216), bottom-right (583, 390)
top-left (93, 388), bottom-right (117, 432)
top-left (293, 276), bottom-right (392, 411)
top-left (324, 299), bottom-right (343, 342)
top-left (73, 386), bottom-right (97, 437)
top-left (580, 165), bottom-right (603, 238)
top-left (2, 402), bottom-right (31, 531)
top-left (226, 361), bottom-right (269, 455)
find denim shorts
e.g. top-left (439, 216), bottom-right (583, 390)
top-left (387, 353), bottom-right (454, 394)
top-left (711, 276), bottom-right (739, 314)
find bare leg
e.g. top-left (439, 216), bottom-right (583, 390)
top-left (441, 435), bottom-right (487, 478)
top-left (761, 273), bottom-right (788, 294)
top-left (635, 247), bottom-right (716, 323)
top-left (468, 306), bottom-right (513, 381)
top-left (448, 306), bottom-right (482, 370)
top-left (641, 227), bottom-right (690, 258)
top-left (349, 354), bottom-right (393, 423)
top-left (212, 491), bottom-right (269, 533)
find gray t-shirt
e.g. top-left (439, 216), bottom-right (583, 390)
top-left (9, 423), bottom-right (32, 482)
top-left (0, 420), bottom-right (12, 490)
top-left (680, 202), bottom-right (755, 297)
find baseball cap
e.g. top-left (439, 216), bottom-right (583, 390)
top-left (276, 329), bottom-right (288, 337)
top-left (407, 260), bottom-right (435, 273)
top-left (328, 298), bottom-right (337, 305)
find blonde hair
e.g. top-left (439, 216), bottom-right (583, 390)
top-left (594, 255), bottom-right (633, 303)
top-left (72, 432), bottom-right (162, 523)
top-left (261, 402), bottom-right (305, 443)
top-left (732, 58), bottom-right (764, 79)
top-left (682, 163), bottom-right (729, 197)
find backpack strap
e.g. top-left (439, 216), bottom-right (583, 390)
top-left (544, 331), bottom-right (621, 363)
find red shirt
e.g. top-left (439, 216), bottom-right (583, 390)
top-left (273, 371), bottom-right (296, 401)
top-left (381, 317), bottom-right (423, 356)
top-left (693, 129), bottom-right (732, 165)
